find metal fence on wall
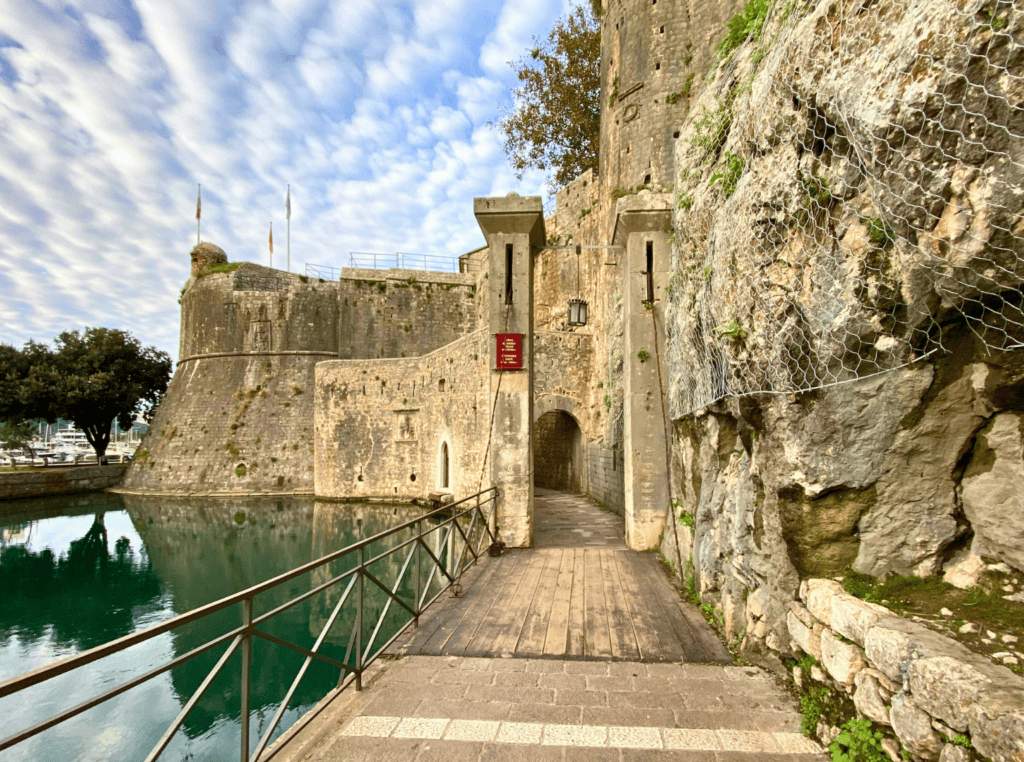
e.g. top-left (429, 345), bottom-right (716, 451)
top-left (305, 252), bottom-right (481, 281)
top-left (669, 0), bottom-right (1024, 417)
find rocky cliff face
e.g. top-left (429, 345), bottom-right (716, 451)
top-left (660, 0), bottom-right (1024, 657)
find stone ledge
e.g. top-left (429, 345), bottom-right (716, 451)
top-left (789, 578), bottom-right (1024, 762)
top-left (0, 464), bottom-right (128, 502)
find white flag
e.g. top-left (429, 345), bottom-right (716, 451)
top-left (286, 186), bottom-right (291, 220)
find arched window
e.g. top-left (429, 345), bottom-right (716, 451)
top-left (440, 442), bottom-right (450, 489)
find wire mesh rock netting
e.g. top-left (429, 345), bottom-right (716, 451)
top-left (668, 0), bottom-right (1024, 418)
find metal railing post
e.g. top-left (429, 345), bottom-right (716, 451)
top-left (355, 546), bottom-right (364, 691)
top-left (476, 493), bottom-right (482, 547)
top-left (414, 518), bottom-right (421, 627)
top-left (240, 598), bottom-right (252, 762)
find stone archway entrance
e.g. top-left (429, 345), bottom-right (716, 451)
top-left (534, 410), bottom-right (585, 493)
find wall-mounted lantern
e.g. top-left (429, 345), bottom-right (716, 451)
top-left (568, 298), bottom-right (588, 326)
top-left (567, 245), bottom-right (588, 326)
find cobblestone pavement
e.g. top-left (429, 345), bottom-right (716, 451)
top-left (275, 656), bottom-right (826, 761)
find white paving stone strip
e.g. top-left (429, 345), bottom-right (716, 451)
top-left (442, 719), bottom-right (500, 742)
top-left (717, 728), bottom-right (783, 752)
top-left (542, 723), bottom-right (609, 747)
top-left (494, 721), bottom-right (544, 744)
top-left (342, 716), bottom-right (825, 753)
top-left (663, 727), bottom-right (722, 750)
top-left (608, 725), bottom-right (663, 749)
top-left (390, 717), bottom-right (450, 739)
top-left (339, 715), bottom-right (401, 737)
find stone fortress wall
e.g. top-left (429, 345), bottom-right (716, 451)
top-left (122, 252), bottom-right (483, 496)
top-left (314, 330), bottom-right (490, 503)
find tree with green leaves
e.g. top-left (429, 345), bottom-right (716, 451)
top-left (496, 3), bottom-right (601, 191)
top-left (0, 328), bottom-right (171, 463)
top-left (0, 420), bottom-right (37, 462)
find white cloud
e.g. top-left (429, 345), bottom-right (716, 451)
top-left (0, 0), bottom-right (556, 361)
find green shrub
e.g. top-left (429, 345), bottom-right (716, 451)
top-left (235, 464), bottom-right (247, 478)
top-left (829, 717), bottom-right (888, 762)
top-left (709, 151), bottom-right (745, 197)
top-left (637, 348), bottom-right (650, 362)
top-left (717, 0), bottom-right (772, 59)
top-left (691, 98), bottom-right (733, 165)
top-left (665, 74), bottom-right (696, 104)
top-left (714, 319), bottom-right (748, 342)
top-left (867, 218), bottom-right (896, 248)
top-left (801, 686), bottom-right (830, 737)
top-left (198, 261), bottom-right (243, 278)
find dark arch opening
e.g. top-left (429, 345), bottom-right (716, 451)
top-left (534, 411), bottom-right (584, 493)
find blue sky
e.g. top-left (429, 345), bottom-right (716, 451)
top-left (0, 0), bottom-right (571, 362)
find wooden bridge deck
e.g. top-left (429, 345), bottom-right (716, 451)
top-left (386, 492), bottom-right (730, 663)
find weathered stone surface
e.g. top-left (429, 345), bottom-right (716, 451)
top-left (881, 737), bottom-right (902, 762)
top-left (801, 579), bottom-right (844, 627)
top-left (190, 241), bottom-right (227, 277)
top-left (831, 594), bottom-right (890, 646)
top-left (961, 412), bottom-right (1024, 574)
top-left (788, 610), bottom-right (823, 660)
top-left (891, 693), bottom-right (944, 761)
top-left (855, 364), bottom-right (981, 577)
top-left (864, 616), bottom-right (973, 684)
top-left (907, 656), bottom-right (995, 732)
top-left (965, 684), bottom-right (1024, 762)
top-left (790, 601), bottom-right (814, 628)
top-left (854, 671), bottom-right (892, 726)
top-left (821, 629), bottom-right (867, 686)
top-left (938, 744), bottom-right (971, 762)
top-left (943, 546), bottom-right (987, 590)
top-left (0, 464), bottom-right (128, 501)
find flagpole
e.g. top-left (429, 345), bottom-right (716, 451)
top-left (269, 222), bottom-right (273, 269)
top-left (196, 184), bottom-right (201, 245)
top-left (286, 184), bottom-right (291, 273)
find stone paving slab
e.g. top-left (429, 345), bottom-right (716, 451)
top-left (272, 655), bottom-right (827, 762)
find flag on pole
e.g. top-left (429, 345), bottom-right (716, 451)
top-left (196, 185), bottom-right (201, 220)
top-left (286, 186), bottom-right (291, 220)
top-left (269, 222), bottom-right (273, 253)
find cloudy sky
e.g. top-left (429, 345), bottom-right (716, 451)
top-left (0, 0), bottom-right (572, 362)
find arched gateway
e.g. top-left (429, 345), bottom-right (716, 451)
top-left (533, 394), bottom-right (586, 494)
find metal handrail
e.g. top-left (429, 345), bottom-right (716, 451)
top-left (0, 487), bottom-right (500, 761)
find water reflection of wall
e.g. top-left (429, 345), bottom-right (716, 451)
top-left (121, 495), bottom-right (444, 734)
top-left (308, 501), bottom-right (451, 648)
top-left (124, 494), bottom-right (324, 731)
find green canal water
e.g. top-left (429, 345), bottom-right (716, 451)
top-left (0, 492), bottom-right (447, 762)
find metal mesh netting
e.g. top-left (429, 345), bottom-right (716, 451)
top-left (669, 0), bottom-right (1024, 418)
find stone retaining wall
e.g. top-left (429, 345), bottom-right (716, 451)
top-left (0, 464), bottom-right (127, 502)
top-left (787, 579), bottom-right (1024, 762)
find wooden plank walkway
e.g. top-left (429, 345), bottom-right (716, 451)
top-left (386, 491), bottom-right (730, 663)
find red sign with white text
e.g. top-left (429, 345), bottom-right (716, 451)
top-left (495, 333), bottom-right (523, 370)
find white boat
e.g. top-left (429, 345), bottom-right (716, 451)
top-left (51, 427), bottom-right (91, 450)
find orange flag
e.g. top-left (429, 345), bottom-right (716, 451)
top-left (196, 185), bottom-right (201, 220)
top-left (269, 222), bottom-right (273, 253)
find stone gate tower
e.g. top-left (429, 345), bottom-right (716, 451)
top-left (597, 0), bottom-right (747, 213)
